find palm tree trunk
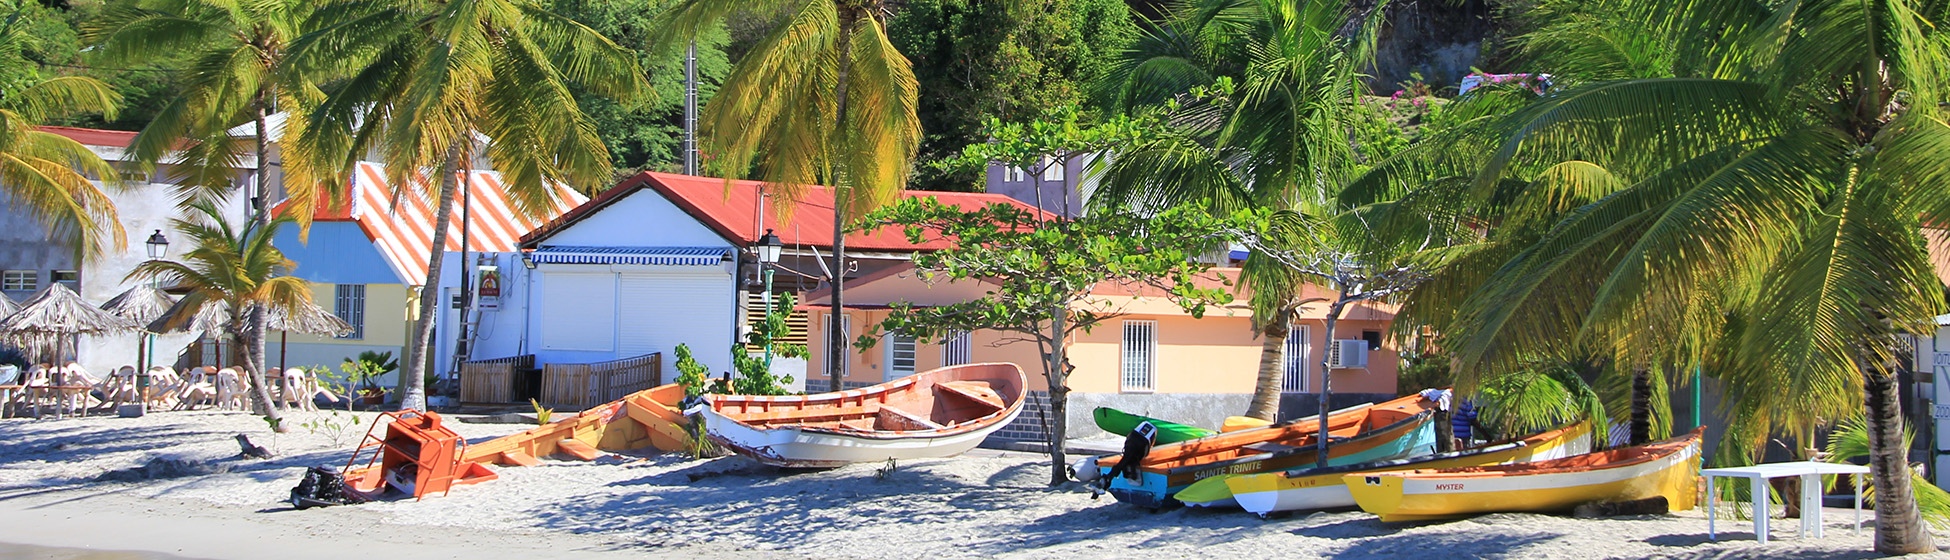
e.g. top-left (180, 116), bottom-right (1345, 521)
top-left (1865, 354), bottom-right (1936, 554)
top-left (400, 142), bottom-right (464, 412)
top-left (825, 6), bottom-right (860, 394)
top-left (241, 307), bottom-right (285, 431)
top-left (244, 94), bottom-right (285, 430)
top-left (1244, 306), bottom-right (1291, 422)
top-left (1630, 367), bottom-right (1651, 445)
top-left (1315, 292), bottom-right (1349, 469)
top-left (1045, 304), bottom-right (1070, 486)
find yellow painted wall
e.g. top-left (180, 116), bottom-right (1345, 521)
top-left (805, 307), bottom-right (1397, 395)
top-left (281, 283), bottom-right (414, 347)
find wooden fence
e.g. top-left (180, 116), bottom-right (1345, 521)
top-left (539, 352), bottom-right (662, 410)
top-left (460, 354), bottom-right (534, 404)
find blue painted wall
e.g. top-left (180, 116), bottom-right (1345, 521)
top-left (273, 223), bottom-right (402, 285)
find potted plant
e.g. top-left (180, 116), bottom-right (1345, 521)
top-left (343, 351), bottom-right (399, 405)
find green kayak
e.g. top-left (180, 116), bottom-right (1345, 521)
top-left (1093, 407), bottom-right (1216, 444)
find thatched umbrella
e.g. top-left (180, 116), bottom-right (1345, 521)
top-left (146, 297), bottom-right (353, 369)
top-left (0, 290), bottom-right (19, 318)
top-left (101, 285), bottom-right (176, 372)
top-left (0, 283), bottom-right (139, 366)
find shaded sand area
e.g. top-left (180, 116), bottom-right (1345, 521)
top-left (0, 411), bottom-right (1934, 560)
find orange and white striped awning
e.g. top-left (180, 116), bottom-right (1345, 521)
top-left (346, 162), bottom-right (587, 285)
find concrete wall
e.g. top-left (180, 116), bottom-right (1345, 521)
top-left (0, 176), bottom-right (247, 373)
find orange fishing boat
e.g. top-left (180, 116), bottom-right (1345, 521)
top-left (700, 363), bottom-right (1028, 467)
top-left (1095, 392), bottom-right (1441, 508)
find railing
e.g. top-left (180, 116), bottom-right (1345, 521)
top-left (539, 353), bottom-right (662, 410)
top-left (459, 354), bottom-right (534, 404)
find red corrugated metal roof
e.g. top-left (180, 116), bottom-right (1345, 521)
top-left (520, 171), bottom-right (1046, 252)
top-left (36, 126), bottom-right (138, 147)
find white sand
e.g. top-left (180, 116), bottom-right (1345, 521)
top-left (0, 410), bottom-right (1937, 560)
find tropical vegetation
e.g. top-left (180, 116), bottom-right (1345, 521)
top-left (284, 0), bottom-right (647, 412)
top-left (127, 201), bottom-right (312, 428)
top-left (0, 0), bottom-right (123, 261)
top-left (649, 0), bottom-right (922, 393)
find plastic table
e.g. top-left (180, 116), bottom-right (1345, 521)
top-left (1703, 461), bottom-right (1868, 543)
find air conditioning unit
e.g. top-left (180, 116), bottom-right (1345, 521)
top-left (1328, 339), bottom-right (1370, 369)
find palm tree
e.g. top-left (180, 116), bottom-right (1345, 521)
top-left (648, 0), bottom-right (921, 392)
top-left (285, 0), bottom-right (645, 411)
top-left (1093, 0), bottom-right (1386, 421)
top-left (129, 201), bottom-right (312, 429)
top-left (1352, 0), bottom-right (1950, 552)
top-left (0, 3), bottom-right (124, 260)
top-left (86, 0), bottom-right (320, 414)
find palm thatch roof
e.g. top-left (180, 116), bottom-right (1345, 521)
top-left (0, 283), bottom-right (139, 337)
top-left (0, 290), bottom-right (18, 318)
top-left (147, 296), bottom-right (354, 338)
top-left (0, 284), bottom-right (139, 360)
top-left (101, 284), bottom-right (177, 327)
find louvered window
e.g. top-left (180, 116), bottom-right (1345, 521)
top-left (1121, 321), bottom-right (1156, 391)
top-left (885, 332), bottom-right (917, 380)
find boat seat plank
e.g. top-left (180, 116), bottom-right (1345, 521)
top-left (876, 406), bottom-right (946, 431)
top-left (556, 439), bottom-right (602, 461)
top-left (731, 404), bottom-right (883, 424)
top-left (936, 381), bottom-right (1005, 412)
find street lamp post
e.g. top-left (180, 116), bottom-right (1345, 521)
top-left (141, 230), bottom-right (168, 412)
top-left (754, 230), bottom-right (783, 369)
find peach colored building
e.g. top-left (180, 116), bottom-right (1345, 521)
top-left (803, 265), bottom-right (1403, 441)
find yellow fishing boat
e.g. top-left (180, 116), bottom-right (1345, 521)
top-left (1343, 429), bottom-right (1702, 522)
top-left (1208, 421), bottom-right (1593, 515)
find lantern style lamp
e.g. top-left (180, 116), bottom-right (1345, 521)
top-left (754, 229), bottom-right (783, 368)
top-left (145, 230), bottom-right (169, 260)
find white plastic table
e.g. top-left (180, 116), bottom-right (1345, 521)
top-left (1702, 461), bottom-right (1869, 543)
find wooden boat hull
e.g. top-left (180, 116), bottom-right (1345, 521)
top-left (1216, 422), bottom-right (1593, 514)
top-left (702, 363), bottom-right (1027, 468)
top-left (1093, 407), bottom-right (1214, 444)
top-left (1102, 408), bottom-right (1437, 509)
top-left (1344, 429), bottom-right (1702, 522)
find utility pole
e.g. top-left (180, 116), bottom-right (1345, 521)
top-left (684, 40), bottom-right (699, 175)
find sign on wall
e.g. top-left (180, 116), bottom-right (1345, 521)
top-left (477, 265), bottom-right (501, 310)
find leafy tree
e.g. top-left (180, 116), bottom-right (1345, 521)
top-left (650, 0), bottom-right (922, 393)
top-left (129, 201), bottom-right (312, 429)
top-left (890, 0), bottom-right (1138, 191)
top-left (0, 1), bottom-right (124, 260)
top-left (1346, 0), bottom-right (1950, 552)
top-left (287, 0), bottom-right (647, 412)
top-left (857, 198), bottom-right (1236, 486)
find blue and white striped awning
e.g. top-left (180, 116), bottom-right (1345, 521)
top-left (529, 246), bottom-right (728, 266)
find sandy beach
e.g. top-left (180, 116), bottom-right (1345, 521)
top-left (0, 410), bottom-right (1934, 560)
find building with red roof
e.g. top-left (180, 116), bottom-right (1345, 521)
top-left (437, 171), bottom-right (1043, 396)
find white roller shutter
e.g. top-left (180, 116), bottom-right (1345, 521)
top-left (541, 272), bottom-right (616, 351)
top-left (618, 270), bottom-right (733, 367)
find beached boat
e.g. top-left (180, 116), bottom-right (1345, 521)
top-left (1094, 393), bottom-right (1440, 508)
top-left (1093, 407), bottom-right (1215, 444)
top-left (1343, 428), bottom-right (1702, 522)
top-left (1185, 421), bottom-right (1593, 514)
top-left (699, 363), bottom-right (1027, 468)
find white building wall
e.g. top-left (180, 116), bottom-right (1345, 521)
top-left (69, 182), bottom-right (247, 375)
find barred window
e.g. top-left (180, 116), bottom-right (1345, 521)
top-left (1282, 325), bottom-right (1312, 393)
top-left (941, 331), bottom-right (972, 366)
top-left (1121, 320), bottom-right (1156, 391)
top-left (334, 284), bottom-right (366, 339)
